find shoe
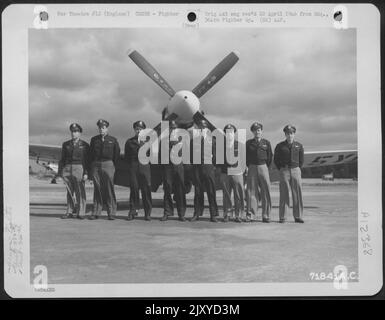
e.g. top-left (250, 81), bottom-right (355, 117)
top-left (88, 215), bottom-right (99, 220)
top-left (279, 219), bottom-right (286, 223)
top-left (223, 216), bottom-right (229, 222)
top-left (61, 214), bottom-right (72, 219)
top-left (190, 215), bottom-right (199, 222)
top-left (178, 217), bottom-right (186, 222)
top-left (262, 218), bottom-right (270, 223)
top-left (160, 215), bottom-right (168, 221)
top-left (127, 215), bottom-right (134, 221)
top-left (210, 217), bottom-right (218, 223)
top-left (108, 216), bottom-right (115, 221)
top-left (129, 210), bottom-right (139, 217)
top-left (76, 216), bottom-right (85, 220)
top-left (235, 217), bottom-right (242, 223)
top-left (295, 218), bottom-right (304, 223)
top-left (144, 216), bottom-right (151, 221)
top-left (244, 217), bottom-right (252, 222)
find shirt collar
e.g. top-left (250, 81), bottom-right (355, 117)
top-left (100, 134), bottom-right (109, 141)
top-left (285, 139), bottom-right (295, 146)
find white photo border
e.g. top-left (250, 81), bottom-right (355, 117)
top-left (2, 3), bottom-right (382, 297)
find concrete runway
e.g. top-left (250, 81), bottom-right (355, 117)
top-left (30, 178), bottom-right (358, 284)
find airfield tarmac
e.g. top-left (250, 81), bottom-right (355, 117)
top-left (29, 177), bottom-right (358, 284)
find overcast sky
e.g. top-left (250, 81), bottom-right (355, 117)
top-left (29, 28), bottom-right (356, 151)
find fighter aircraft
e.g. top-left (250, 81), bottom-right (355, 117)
top-left (29, 50), bottom-right (358, 191)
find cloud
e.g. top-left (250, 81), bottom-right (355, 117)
top-left (29, 28), bottom-right (356, 151)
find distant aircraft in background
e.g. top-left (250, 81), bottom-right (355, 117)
top-left (29, 50), bottom-right (358, 190)
top-left (29, 145), bottom-right (59, 173)
top-left (322, 172), bottom-right (335, 181)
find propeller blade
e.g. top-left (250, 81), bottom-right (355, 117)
top-left (192, 111), bottom-right (218, 133)
top-left (192, 51), bottom-right (239, 98)
top-left (127, 50), bottom-right (176, 97)
top-left (153, 113), bottom-right (178, 135)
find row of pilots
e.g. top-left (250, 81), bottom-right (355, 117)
top-left (58, 119), bottom-right (305, 223)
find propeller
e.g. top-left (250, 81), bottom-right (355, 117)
top-left (127, 50), bottom-right (240, 136)
top-left (192, 51), bottom-right (239, 98)
top-left (127, 49), bottom-right (176, 97)
top-left (192, 111), bottom-right (218, 132)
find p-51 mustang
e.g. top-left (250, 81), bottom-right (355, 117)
top-left (29, 50), bottom-right (357, 190)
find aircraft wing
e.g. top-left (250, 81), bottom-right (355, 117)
top-left (29, 143), bottom-right (162, 191)
top-left (302, 150), bottom-right (357, 168)
top-left (30, 143), bottom-right (357, 191)
top-left (267, 150), bottom-right (358, 183)
top-left (114, 157), bottom-right (164, 192)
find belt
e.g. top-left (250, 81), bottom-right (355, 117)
top-left (248, 161), bottom-right (267, 166)
top-left (281, 165), bottom-right (299, 169)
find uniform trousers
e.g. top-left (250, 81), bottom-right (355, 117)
top-left (220, 173), bottom-right (245, 218)
top-left (62, 164), bottom-right (86, 216)
top-left (91, 160), bottom-right (117, 217)
top-left (246, 164), bottom-right (272, 220)
top-left (279, 167), bottom-right (303, 220)
top-left (163, 164), bottom-right (186, 217)
top-left (193, 164), bottom-right (219, 218)
top-left (128, 161), bottom-right (152, 218)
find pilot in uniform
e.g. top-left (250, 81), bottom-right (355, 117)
top-left (58, 123), bottom-right (89, 219)
top-left (89, 119), bottom-right (120, 220)
top-left (191, 119), bottom-right (219, 222)
top-left (160, 120), bottom-right (187, 221)
top-left (246, 122), bottom-right (273, 222)
top-left (274, 124), bottom-right (304, 223)
top-left (220, 124), bottom-right (245, 223)
top-left (124, 120), bottom-right (152, 221)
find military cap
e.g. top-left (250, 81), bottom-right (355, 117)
top-left (169, 120), bottom-right (178, 129)
top-left (97, 119), bottom-right (109, 128)
top-left (250, 122), bottom-right (263, 132)
top-left (133, 120), bottom-right (146, 129)
top-left (283, 124), bottom-right (296, 133)
top-left (69, 123), bottom-right (82, 132)
top-left (197, 119), bottom-right (209, 128)
top-left (224, 123), bottom-right (237, 132)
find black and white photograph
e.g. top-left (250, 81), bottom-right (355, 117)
top-left (2, 3), bottom-right (382, 298)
